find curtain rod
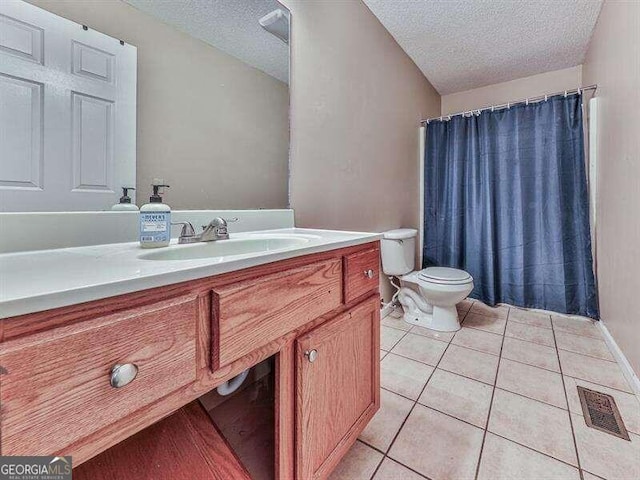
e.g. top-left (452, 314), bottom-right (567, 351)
top-left (421, 84), bottom-right (598, 124)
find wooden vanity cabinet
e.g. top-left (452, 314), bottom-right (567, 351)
top-left (343, 247), bottom-right (380, 304)
top-left (296, 296), bottom-right (380, 479)
top-left (0, 295), bottom-right (198, 457)
top-left (211, 257), bottom-right (343, 369)
top-left (0, 241), bottom-right (381, 480)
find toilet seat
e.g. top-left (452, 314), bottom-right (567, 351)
top-left (418, 267), bottom-right (472, 286)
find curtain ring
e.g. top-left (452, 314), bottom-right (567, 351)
top-left (526, 98), bottom-right (529, 105)
top-left (577, 87), bottom-right (582, 95)
top-left (507, 102), bottom-right (510, 109)
top-left (439, 116), bottom-right (443, 122)
top-left (491, 106), bottom-right (494, 112)
top-left (564, 90), bottom-right (567, 97)
top-left (544, 94), bottom-right (548, 102)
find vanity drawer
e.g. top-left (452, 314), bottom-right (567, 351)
top-left (344, 246), bottom-right (380, 303)
top-left (212, 258), bottom-right (342, 369)
top-left (0, 295), bottom-right (197, 457)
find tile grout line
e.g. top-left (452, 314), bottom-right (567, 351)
top-left (556, 347), bottom-right (617, 363)
top-left (486, 431), bottom-right (588, 472)
top-left (436, 364), bottom-right (494, 387)
top-left (501, 335), bottom-right (631, 394)
top-left (385, 377), bottom-right (580, 429)
top-left (504, 333), bottom-right (556, 349)
top-left (387, 344), bottom-right (494, 386)
top-left (353, 439), bottom-right (387, 479)
top-left (386, 340), bottom-right (499, 387)
top-left (373, 387), bottom-right (592, 474)
top-left (449, 339), bottom-right (503, 358)
top-left (473, 307), bottom-right (509, 480)
top-left (499, 355), bottom-right (561, 375)
top-left (356, 440), bottom-right (388, 480)
top-left (369, 329), bottom-right (460, 480)
top-left (374, 304), bottom-right (606, 480)
top-left (551, 317), bottom-right (585, 480)
top-left (491, 385), bottom-right (567, 411)
top-left (385, 325), bottom-right (621, 409)
top-left (506, 317), bottom-right (554, 330)
top-left (553, 328), bottom-right (617, 363)
top-left (381, 321), bottom-right (413, 334)
top-left (364, 446), bottom-right (434, 480)
top-left (381, 326), bottom-right (410, 352)
top-left (555, 329), bottom-right (609, 341)
top-left (378, 304), bottom-right (505, 480)
top-left (384, 343), bottom-right (448, 452)
top-left (552, 319), bottom-right (606, 340)
top-left (371, 312), bottom-right (449, 480)
top-left (459, 323), bottom-right (507, 337)
top-left (399, 330), bottom-right (452, 346)
top-left (562, 372), bottom-right (635, 396)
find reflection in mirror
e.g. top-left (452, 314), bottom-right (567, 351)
top-left (0, 0), bottom-right (290, 212)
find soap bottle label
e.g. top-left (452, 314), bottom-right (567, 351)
top-left (139, 212), bottom-right (170, 243)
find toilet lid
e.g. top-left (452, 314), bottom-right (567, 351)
top-left (383, 228), bottom-right (417, 240)
top-left (418, 267), bottom-right (472, 285)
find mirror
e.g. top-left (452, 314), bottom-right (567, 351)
top-left (0, 0), bottom-right (290, 212)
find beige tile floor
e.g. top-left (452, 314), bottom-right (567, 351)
top-left (330, 299), bottom-right (640, 480)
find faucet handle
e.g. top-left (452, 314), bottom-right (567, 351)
top-left (172, 221), bottom-right (197, 244)
top-left (202, 217), bottom-right (237, 229)
top-left (199, 217), bottom-right (236, 241)
top-left (172, 221), bottom-right (195, 236)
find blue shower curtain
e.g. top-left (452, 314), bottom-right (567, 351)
top-left (423, 93), bottom-right (599, 318)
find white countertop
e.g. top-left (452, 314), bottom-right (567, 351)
top-left (0, 228), bottom-right (381, 319)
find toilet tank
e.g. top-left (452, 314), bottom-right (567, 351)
top-left (381, 228), bottom-right (417, 276)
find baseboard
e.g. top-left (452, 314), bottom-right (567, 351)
top-left (597, 320), bottom-right (640, 395)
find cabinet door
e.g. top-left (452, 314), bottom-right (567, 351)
top-left (296, 296), bottom-right (380, 480)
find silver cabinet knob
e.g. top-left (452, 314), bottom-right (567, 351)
top-left (304, 349), bottom-right (318, 363)
top-left (363, 269), bottom-right (375, 279)
top-left (110, 363), bottom-right (138, 388)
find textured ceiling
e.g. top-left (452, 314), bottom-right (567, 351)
top-left (363, 0), bottom-right (602, 94)
top-left (124, 0), bottom-right (289, 83)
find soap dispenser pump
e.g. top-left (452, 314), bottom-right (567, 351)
top-left (111, 187), bottom-right (139, 211)
top-left (139, 183), bottom-right (171, 248)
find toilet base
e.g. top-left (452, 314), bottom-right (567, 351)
top-left (401, 304), bottom-right (461, 332)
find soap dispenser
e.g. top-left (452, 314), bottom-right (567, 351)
top-left (139, 183), bottom-right (171, 248)
top-left (111, 187), bottom-right (139, 211)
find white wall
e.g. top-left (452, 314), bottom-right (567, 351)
top-left (442, 66), bottom-right (582, 115)
top-left (281, 0), bottom-right (441, 301)
top-left (583, 0), bottom-right (640, 374)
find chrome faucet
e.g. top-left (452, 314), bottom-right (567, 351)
top-left (172, 217), bottom-right (238, 244)
top-left (200, 217), bottom-right (237, 241)
top-left (172, 221), bottom-right (198, 244)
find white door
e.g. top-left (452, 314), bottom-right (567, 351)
top-left (0, 0), bottom-right (136, 211)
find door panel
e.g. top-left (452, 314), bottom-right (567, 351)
top-left (71, 92), bottom-right (114, 192)
top-left (296, 296), bottom-right (380, 480)
top-left (0, 13), bottom-right (43, 64)
top-left (0, 0), bottom-right (136, 211)
top-left (0, 73), bottom-right (43, 189)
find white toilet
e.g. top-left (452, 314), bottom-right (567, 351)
top-left (381, 229), bottom-right (474, 332)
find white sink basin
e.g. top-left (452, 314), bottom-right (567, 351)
top-left (138, 235), bottom-right (310, 261)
